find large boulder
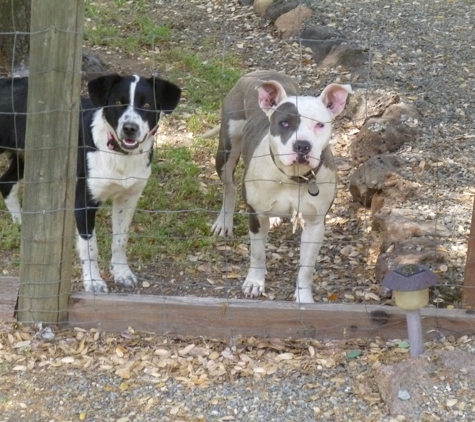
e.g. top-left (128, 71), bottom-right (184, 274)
top-left (274, 5), bottom-right (313, 39)
top-left (299, 26), bottom-right (346, 64)
top-left (265, 0), bottom-right (300, 21)
top-left (351, 103), bottom-right (420, 165)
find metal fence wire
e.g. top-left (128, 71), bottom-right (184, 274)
top-left (0, 0), bottom-right (475, 340)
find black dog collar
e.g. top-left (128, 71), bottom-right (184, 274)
top-left (269, 147), bottom-right (323, 197)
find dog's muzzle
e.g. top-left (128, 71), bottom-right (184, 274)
top-left (293, 140), bottom-right (311, 164)
top-left (119, 122), bottom-right (141, 150)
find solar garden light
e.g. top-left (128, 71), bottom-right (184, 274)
top-left (382, 264), bottom-right (438, 358)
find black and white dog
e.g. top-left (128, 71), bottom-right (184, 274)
top-left (0, 74), bottom-right (181, 293)
top-left (211, 70), bottom-right (351, 303)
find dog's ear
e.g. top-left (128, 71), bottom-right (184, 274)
top-left (319, 84), bottom-right (353, 119)
top-left (256, 80), bottom-right (287, 115)
top-left (88, 74), bottom-right (122, 107)
top-left (149, 77), bottom-right (182, 114)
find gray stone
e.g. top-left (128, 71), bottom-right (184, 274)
top-left (299, 26), bottom-right (346, 64)
top-left (265, 0), bottom-right (300, 21)
top-left (397, 389), bottom-right (411, 401)
top-left (318, 43), bottom-right (367, 70)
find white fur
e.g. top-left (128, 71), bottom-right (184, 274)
top-left (5, 183), bottom-right (21, 224)
top-left (79, 109), bottom-right (153, 293)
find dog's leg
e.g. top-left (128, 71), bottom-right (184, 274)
top-left (294, 216), bottom-right (326, 303)
top-left (75, 181), bottom-right (108, 293)
top-left (0, 154), bottom-right (24, 224)
top-left (212, 120), bottom-right (244, 237)
top-left (77, 230), bottom-right (107, 293)
top-left (110, 193), bottom-right (141, 288)
top-left (242, 213), bottom-right (270, 298)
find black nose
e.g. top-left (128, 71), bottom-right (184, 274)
top-left (123, 123), bottom-right (139, 137)
top-left (293, 140), bottom-right (311, 155)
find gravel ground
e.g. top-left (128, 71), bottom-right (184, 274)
top-left (2, 0), bottom-right (475, 421)
top-left (1, 324), bottom-right (475, 421)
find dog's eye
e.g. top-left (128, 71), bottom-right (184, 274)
top-left (279, 121), bottom-right (290, 129)
top-left (115, 100), bottom-right (122, 105)
top-left (143, 103), bottom-right (151, 109)
top-left (315, 122), bottom-right (325, 129)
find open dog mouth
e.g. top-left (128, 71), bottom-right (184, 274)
top-left (120, 138), bottom-right (140, 150)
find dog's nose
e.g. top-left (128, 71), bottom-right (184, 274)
top-left (293, 140), bottom-right (311, 155)
top-left (123, 123), bottom-right (139, 137)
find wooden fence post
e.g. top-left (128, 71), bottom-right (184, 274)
top-left (18, 0), bottom-right (84, 324)
top-left (463, 194), bottom-right (475, 307)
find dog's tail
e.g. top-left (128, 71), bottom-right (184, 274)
top-left (200, 125), bottom-right (221, 139)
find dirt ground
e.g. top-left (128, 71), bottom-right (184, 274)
top-left (2, 0), bottom-right (475, 421)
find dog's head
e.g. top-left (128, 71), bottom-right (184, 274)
top-left (88, 74), bottom-right (181, 152)
top-left (257, 80), bottom-right (352, 171)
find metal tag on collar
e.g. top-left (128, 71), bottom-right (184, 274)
top-left (307, 170), bottom-right (319, 196)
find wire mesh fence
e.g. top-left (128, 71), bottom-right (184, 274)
top-left (1, 0), bottom-right (475, 340)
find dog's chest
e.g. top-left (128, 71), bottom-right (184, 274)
top-left (86, 150), bottom-right (151, 202)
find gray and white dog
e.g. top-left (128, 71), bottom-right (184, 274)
top-left (211, 70), bottom-right (352, 303)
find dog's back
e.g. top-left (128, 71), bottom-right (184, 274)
top-left (0, 77), bottom-right (28, 152)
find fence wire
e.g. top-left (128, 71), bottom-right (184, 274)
top-left (1, 0), bottom-right (475, 340)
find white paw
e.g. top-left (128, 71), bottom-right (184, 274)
top-left (111, 265), bottom-right (137, 288)
top-left (84, 278), bottom-right (109, 294)
top-left (269, 217), bottom-right (282, 229)
top-left (12, 214), bottom-right (22, 225)
top-left (242, 277), bottom-right (265, 298)
top-left (212, 213), bottom-right (233, 237)
top-left (293, 287), bottom-right (315, 303)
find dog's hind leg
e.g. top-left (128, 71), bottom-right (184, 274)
top-left (0, 154), bottom-right (24, 224)
top-left (110, 192), bottom-right (142, 288)
top-left (212, 120), bottom-right (245, 237)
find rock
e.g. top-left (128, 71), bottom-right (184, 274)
top-left (299, 26), bottom-right (346, 64)
top-left (372, 208), bottom-right (451, 241)
top-left (377, 350), bottom-right (475, 418)
top-left (238, 0), bottom-right (254, 5)
top-left (349, 154), bottom-right (401, 207)
top-left (265, 0), bottom-right (300, 21)
top-left (351, 103), bottom-right (420, 165)
top-left (318, 43), bottom-right (368, 70)
top-left (82, 51), bottom-right (109, 80)
top-left (375, 237), bottom-right (448, 284)
top-left (274, 5), bottom-right (313, 39)
top-left (344, 90), bottom-right (400, 128)
top-left (253, 0), bottom-right (274, 17)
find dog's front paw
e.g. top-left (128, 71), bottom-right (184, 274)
top-left (293, 287), bottom-right (315, 303)
top-left (212, 213), bottom-right (233, 237)
top-left (111, 265), bottom-right (137, 288)
top-left (269, 217), bottom-right (282, 229)
top-left (242, 277), bottom-right (265, 298)
top-left (84, 278), bottom-right (109, 294)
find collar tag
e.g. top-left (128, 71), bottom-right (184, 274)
top-left (308, 179), bottom-right (320, 196)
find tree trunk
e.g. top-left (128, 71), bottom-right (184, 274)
top-left (0, 0), bottom-right (31, 76)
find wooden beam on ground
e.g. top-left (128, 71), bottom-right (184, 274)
top-left (18, 0), bottom-right (83, 324)
top-left (0, 277), bottom-right (19, 321)
top-left (69, 292), bottom-right (475, 340)
top-left (463, 193), bottom-right (475, 307)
